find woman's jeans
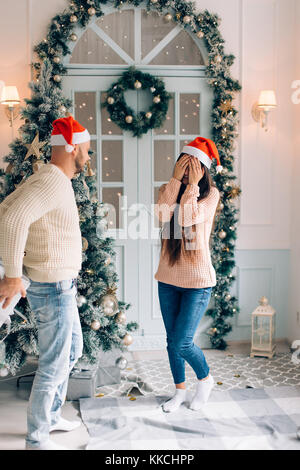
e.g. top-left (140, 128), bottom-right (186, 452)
top-left (158, 281), bottom-right (212, 384)
top-left (25, 279), bottom-right (83, 448)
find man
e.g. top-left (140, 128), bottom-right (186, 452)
top-left (0, 116), bottom-right (91, 450)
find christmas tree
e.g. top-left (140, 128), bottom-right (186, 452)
top-left (0, 59), bottom-right (138, 376)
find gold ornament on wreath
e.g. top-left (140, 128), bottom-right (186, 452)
top-left (123, 333), bottom-right (133, 346)
top-left (82, 237), bottom-right (89, 251)
top-left (91, 319), bottom-right (101, 331)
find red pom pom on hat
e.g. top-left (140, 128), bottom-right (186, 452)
top-left (182, 136), bottom-right (223, 173)
top-left (51, 115), bottom-right (90, 152)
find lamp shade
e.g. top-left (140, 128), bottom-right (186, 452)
top-left (0, 86), bottom-right (20, 106)
top-left (258, 90), bottom-right (277, 108)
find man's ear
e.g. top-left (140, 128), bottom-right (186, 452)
top-left (72, 144), bottom-right (79, 156)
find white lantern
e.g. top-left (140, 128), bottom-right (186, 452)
top-left (250, 296), bottom-right (276, 358)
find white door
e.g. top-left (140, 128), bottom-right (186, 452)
top-left (63, 5), bottom-right (213, 342)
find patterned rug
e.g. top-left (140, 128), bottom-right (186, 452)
top-left (80, 385), bottom-right (300, 450)
top-left (95, 352), bottom-right (300, 399)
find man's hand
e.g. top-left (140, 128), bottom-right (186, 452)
top-left (0, 277), bottom-right (27, 309)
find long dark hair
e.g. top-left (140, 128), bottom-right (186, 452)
top-left (160, 153), bottom-right (217, 266)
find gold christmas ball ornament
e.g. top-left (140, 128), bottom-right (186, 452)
top-left (196, 30), bottom-right (204, 39)
top-left (88, 7), bottom-right (96, 15)
top-left (116, 311), bottom-right (127, 324)
top-left (134, 80), bottom-right (142, 89)
top-left (218, 230), bottom-right (227, 240)
top-left (91, 320), bottom-right (101, 331)
top-left (86, 268), bottom-right (95, 275)
top-left (101, 294), bottom-right (119, 316)
top-left (59, 105), bottom-right (67, 114)
top-left (70, 15), bottom-right (78, 23)
top-left (215, 54), bottom-right (222, 63)
top-left (164, 13), bottom-right (172, 22)
top-left (225, 294), bottom-right (231, 301)
top-left (197, 15), bottom-right (203, 23)
top-left (150, 0), bottom-right (158, 3)
top-left (82, 237), bottom-right (89, 251)
top-left (125, 115), bottom-right (133, 124)
top-left (123, 333), bottom-right (133, 346)
top-left (175, 12), bottom-right (181, 20)
top-left (107, 96), bottom-right (115, 105)
top-left (53, 75), bottom-right (61, 82)
top-left (218, 202), bottom-right (224, 210)
top-left (145, 112), bottom-right (152, 119)
top-left (70, 33), bottom-right (78, 41)
top-left (153, 95), bottom-right (161, 104)
top-left (183, 15), bottom-right (191, 24)
top-left (53, 56), bottom-right (61, 64)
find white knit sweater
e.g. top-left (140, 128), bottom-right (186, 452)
top-left (154, 177), bottom-right (220, 288)
top-left (0, 163), bottom-right (82, 282)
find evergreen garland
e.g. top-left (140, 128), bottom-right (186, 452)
top-left (0, 0), bottom-right (243, 373)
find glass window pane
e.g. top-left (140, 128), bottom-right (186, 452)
top-left (141, 10), bottom-right (176, 59)
top-left (154, 140), bottom-right (175, 182)
top-left (101, 92), bottom-right (123, 135)
top-left (70, 28), bottom-right (126, 65)
top-left (74, 92), bottom-right (96, 135)
top-left (96, 10), bottom-right (134, 59)
top-left (102, 187), bottom-right (123, 229)
top-left (180, 93), bottom-right (200, 135)
top-left (90, 139), bottom-right (97, 173)
top-left (154, 93), bottom-right (175, 135)
top-left (102, 141), bottom-right (123, 182)
top-left (149, 30), bottom-right (205, 66)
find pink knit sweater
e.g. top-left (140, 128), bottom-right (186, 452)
top-left (154, 177), bottom-right (220, 288)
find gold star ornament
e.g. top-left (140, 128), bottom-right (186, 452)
top-left (25, 132), bottom-right (47, 160)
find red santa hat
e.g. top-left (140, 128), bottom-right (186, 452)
top-left (50, 116), bottom-right (90, 153)
top-left (182, 137), bottom-right (223, 173)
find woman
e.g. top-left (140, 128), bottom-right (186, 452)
top-left (154, 137), bottom-right (222, 413)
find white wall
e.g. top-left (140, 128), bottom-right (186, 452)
top-left (0, 0), bottom-right (297, 342)
top-left (288, 0), bottom-right (300, 344)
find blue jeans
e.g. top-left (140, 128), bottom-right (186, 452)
top-left (25, 279), bottom-right (83, 447)
top-left (158, 281), bottom-right (212, 384)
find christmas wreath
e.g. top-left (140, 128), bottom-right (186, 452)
top-left (101, 67), bottom-right (171, 138)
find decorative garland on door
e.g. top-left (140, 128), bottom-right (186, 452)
top-left (2, 0), bottom-right (242, 354)
top-left (102, 67), bottom-right (172, 137)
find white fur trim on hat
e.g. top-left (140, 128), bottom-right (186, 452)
top-left (182, 146), bottom-right (212, 169)
top-left (50, 129), bottom-right (90, 146)
top-left (65, 144), bottom-right (74, 153)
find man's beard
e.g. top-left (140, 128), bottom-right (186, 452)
top-left (75, 159), bottom-right (85, 174)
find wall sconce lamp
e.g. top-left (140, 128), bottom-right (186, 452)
top-left (251, 90), bottom-right (277, 132)
top-left (0, 86), bottom-right (21, 139)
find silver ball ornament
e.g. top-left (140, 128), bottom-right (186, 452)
top-left (0, 367), bottom-right (9, 377)
top-left (116, 311), bottom-right (126, 324)
top-left (115, 356), bottom-right (128, 370)
top-left (59, 105), bottom-right (67, 114)
top-left (77, 295), bottom-right (87, 307)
